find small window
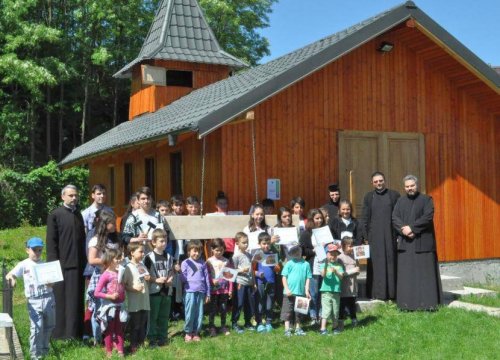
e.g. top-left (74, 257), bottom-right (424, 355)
top-left (108, 166), bottom-right (115, 207)
top-left (145, 157), bottom-right (156, 198)
top-left (166, 70), bottom-right (193, 87)
top-left (170, 152), bottom-right (182, 195)
top-left (124, 163), bottom-right (133, 205)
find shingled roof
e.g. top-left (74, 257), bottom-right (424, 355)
top-left (114, 0), bottom-right (247, 78)
top-left (61, 1), bottom-right (500, 166)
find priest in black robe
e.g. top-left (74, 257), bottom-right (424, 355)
top-left (323, 183), bottom-right (341, 221)
top-left (360, 172), bottom-right (400, 300)
top-left (392, 175), bottom-right (442, 310)
top-left (46, 185), bottom-right (86, 339)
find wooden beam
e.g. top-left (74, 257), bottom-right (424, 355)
top-left (164, 214), bottom-right (299, 240)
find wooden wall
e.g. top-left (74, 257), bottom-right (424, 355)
top-left (220, 25), bottom-right (499, 262)
top-left (88, 129), bottom-right (223, 217)
top-left (128, 60), bottom-right (231, 120)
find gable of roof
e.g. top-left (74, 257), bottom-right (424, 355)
top-left (61, 1), bottom-right (500, 166)
top-left (114, 0), bottom-right (247, 78)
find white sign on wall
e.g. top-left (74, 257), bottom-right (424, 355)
top-left (267, 178), bottom-right (281, 200)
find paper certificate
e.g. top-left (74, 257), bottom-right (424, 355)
top-left (34, 260), bottom-right (63, 285)
top-left (315, 244), bottom-right (327, 262)
top-left (353, 245), bottom-right (370, 260)
top-left (312, 226), bottom-right (334, 247)
top-left (261, 253), bottom-right (279, 267)
top-left (274, 227), bottom-right (299, 245)
top-left (294, 296), bottom-right (310, 315)
top-left (248, 231), bottom-right (263, 250)
top-left (218, 267), bottom-right (238, 282)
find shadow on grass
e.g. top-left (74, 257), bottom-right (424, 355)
top-left (357, 315), bottom-right (378, 327)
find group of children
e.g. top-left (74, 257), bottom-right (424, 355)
top-left (7, 192), bottom-right (362, 358)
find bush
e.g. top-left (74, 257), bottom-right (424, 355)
top-left (0, 161), bottom-right (89, 229)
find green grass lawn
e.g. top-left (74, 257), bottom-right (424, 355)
top-left (2, 226), bottom-right (500, 359)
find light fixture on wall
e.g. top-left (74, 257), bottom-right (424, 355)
top-left (168, 134), bottom-right (177, 146)
top-left (377, 41), bottom-right (394, 53)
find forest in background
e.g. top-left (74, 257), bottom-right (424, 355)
top-left (0, 0), bottom-right (276, 229)
top-left (0, 0), bottom-right (276, 171)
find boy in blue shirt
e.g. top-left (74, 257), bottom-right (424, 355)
top-left (280, 245), bottom-right (311, 336)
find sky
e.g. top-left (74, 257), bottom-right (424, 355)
top-left (259, 0), bottom-right (500, 66)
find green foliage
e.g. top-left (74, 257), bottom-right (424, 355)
top-left (0, 161), bottom-right (89, 229)
top-left (200, 0), bottom-right (277, 65)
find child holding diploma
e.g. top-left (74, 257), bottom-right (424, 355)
top-left (122, 243), bottom-right (150, 353)
top-left (280, 245), bottom-right (311, 336)
top-left (337, 237), bottom-right (360, 328)
top-left (94, 248), bottom-right (126, 357)
top-left (6, 238), bottom-right (56, 359)
top-left (254, 232), bottom-right (278, 333)
top-left (206, 238), bottom-right (233, 336)
top-left (180, 240), bottom-right (211, 342)
top-left (232, 232), bottom-right (256, 333)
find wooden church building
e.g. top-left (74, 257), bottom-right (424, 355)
top-left (61, 0), bottom-right (500, 263)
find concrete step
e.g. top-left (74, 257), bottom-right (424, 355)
top-left (448, 300), bottom-right (500, 317)
top-left (356, 299), bottom-right (385, 313)
top-left (448, 286), bottom-right (496, 297)
top-left (440, 274), bottom-right (464, 291)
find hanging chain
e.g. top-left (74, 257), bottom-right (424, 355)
top-left (200, 136), bottom-right (206, 217)
top-left (251, 119), bottom-right (259, 204)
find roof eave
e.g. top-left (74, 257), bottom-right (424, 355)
top-left (59, 127), bottom-right (195, 167)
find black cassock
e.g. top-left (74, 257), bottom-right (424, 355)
top-left (360, 189), bottom-right (400, 300)
top-left (46, 205), bottom-right (86, 339)
top-left (392, 192), bottom-right (443, 310)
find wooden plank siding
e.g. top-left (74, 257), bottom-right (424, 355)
top-left (128, 60), bottom-right (231, 120)
top-left (219, 26), bottom-right (499, 262)
top-left (88, 129), bottom-right (223, 218)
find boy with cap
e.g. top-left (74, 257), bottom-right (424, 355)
top-left (6, 238), bottom-right (56, 359)
top-left (319, 243), bottom-right (344, 335)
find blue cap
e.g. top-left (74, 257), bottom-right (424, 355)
top-left (26, 237), bottom-right (44, 248)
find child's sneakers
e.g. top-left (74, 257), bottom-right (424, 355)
top-left (257, 324), bottom-right (266, 333)
top-left (333, 328), bottom-right (342, 335)
top-left (192, 335), bottom-right (201, 342)
top-left (209, 327), bottom-right (217, 337)
top-left (351, 319), bottom-right (358, 327)
top-left (284, 329), bottom-right (292, 337)
top-left (294, 328), bottom-right (306, 336)
top-left (319, 329), bottom-right (329, 336)
top-left (221, 327), bottom-right (231, 336)
top-left (265, 323), bottom-right (273, 332)
top-left (184, 334), bottom-right (193, 342)
top-left (244, 324), bottom-right (256, 331)
top-left (232, 325), bottom-right (244, 334)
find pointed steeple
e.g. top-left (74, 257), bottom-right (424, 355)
top-left (114, 0), bottom-right (248, 78)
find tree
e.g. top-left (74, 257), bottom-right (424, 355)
top-left (199, 0), bottom-right (277, 66)
top-left (0, 0), bottom-right (64, 169)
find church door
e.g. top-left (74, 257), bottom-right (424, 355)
top-left (338, 131), bottom-right (426, 217)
